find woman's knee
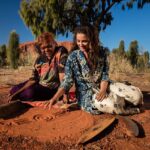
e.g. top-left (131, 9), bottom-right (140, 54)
top-left (109, 82), bottom-right (143, 105)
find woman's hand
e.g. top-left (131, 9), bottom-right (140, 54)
top-left (95, 90), bottom-right (107, 101)
top-left (44, 98), bottom-right (56, 110)
top-left (43, 87), bottom-right (66, 109)
top-left (96, 80), bottom-right (108, 101)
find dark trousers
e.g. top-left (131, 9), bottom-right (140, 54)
top-left (10, 80), bottom-right (57, 101)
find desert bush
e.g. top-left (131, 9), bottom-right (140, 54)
top-left (126, 40), bottom-right (139, 67)
top-left (109, 53), bottom-right (135, 81)
top-left (0, 44), bottom-right (7, 66)
top-left (0, 55), bottom-right (2, 67)
top-left (7, 31), bottom-right (20, 69)
top-left (109, 53), bottom-right (134, 74)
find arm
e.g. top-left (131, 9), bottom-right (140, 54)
top-left (96, 80), bottom-right (109, 101)
top-left (59, 73), bottom-right (68, 103)
top-left (96, 49), bottom-right (109, 101)
top-left (58, 48), bottom-right (69, 103)
top-left (9, 79), bottom-right (36, 102)
top-left (44, 87), bottom-right (66, 109)
top-left (43, 72), bottom-right (66, 109)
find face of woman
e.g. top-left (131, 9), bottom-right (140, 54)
top-left (76, 33), bottom-right (90, 52)
top-left (40, 43), bottom-right (55, 60)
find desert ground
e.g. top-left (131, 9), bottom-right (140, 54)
top-left (0, 67), bottom-right (150, 150)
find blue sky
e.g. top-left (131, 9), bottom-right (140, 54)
top-left (0, 0), bottom-right (150, 52)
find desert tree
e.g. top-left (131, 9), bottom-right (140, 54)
top-left (0, 44), bottom-right (7, 66)
top-left (137, 51), bottom-right (150, 69)
top-left (127, 40), bottom-right (139, 67)
top-left (19, 0), bottom-right (150, 39)
top-left (7, 31), bottom-right (20, 69)
top-left (112, 40), bottom-right (126, 58)
top-left (118, 40), bottom-right (126, 57)
top-left (143, 51), bottom-right (149, 66)
top-left (137, 55), bottom-right (145, 70)
top-left (112, 48), bottom-right (118, 54)
top-left (0, 45), bottom-right (2, 67)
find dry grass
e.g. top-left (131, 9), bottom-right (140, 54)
top-left (109, 54), bottom-right (135, 81)
top-left (0, 66), bottom-right (33, 86)
top-left (109, 54), bottom-right (134, 74)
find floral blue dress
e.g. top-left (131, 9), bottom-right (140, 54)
top-left (60, 49), bottom-right (109, 114)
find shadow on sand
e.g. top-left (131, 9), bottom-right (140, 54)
top-left (142, 91), bottom-right (150, 110)
top-left (0, 100), bottom-right (32, 119)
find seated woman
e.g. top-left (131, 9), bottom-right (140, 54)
top-left (9, 32), bottom-right (68, 102)
top-left (43, 26), bottom-right (143, 115)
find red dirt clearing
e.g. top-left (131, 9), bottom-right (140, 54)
top-left (0, 69), bottom-right (150, 149)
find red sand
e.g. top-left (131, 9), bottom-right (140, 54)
top-left (0, 72), bottom-right (150, 149)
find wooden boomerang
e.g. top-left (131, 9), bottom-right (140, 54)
top-left (77, 116), bottom-right (115, 144)
top-left (0, 100), bottom-right (30, 118)
top-left (116, 115), bottom-right (139, 137)
top-left (76, 115), bottom-right (139, 144)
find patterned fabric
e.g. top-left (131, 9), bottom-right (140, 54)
top-left (30, 55), bottom-right (48, 81)
top-left (92, 82), bottom-right (143, 115)
top-left (60, 49), bottom-right (109, 114)
top-left (34, 55), bottom-right (48, 66)
top-left (39, 46), bottom-right (68, 89)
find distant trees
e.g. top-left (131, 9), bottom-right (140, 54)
top-left (0, 44), bottom-right (7, 66)
top-left (7, 31), bottom-right (20, 69)
top-left (137, 55), bottom-right (145, 69)
top-left (19, 0), bottom-right (150, 38)
top-left (118, 40), bottom-right (126, 57)
top-left (111, 39), bottom-right (150, 71)
top-left (137, 51), bottom-right (150, 70)
top-left (143, 51), bottom-right (149, 66)
top-left (127, 40), bottom-right (139, 67)
top-left (112, 40), bottom-right (126, 58)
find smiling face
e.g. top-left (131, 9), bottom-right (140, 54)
top-left (76, 33), bottom-right (90, 52)
top-left (40, 42), bottom-right (57, 60)
top-left (37, 32), bottom-right (57, 60)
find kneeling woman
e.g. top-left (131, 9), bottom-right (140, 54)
top-left (44, 26), bottom-right (143, 115)
top-left (9, 32), bottom-right (68, 102)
